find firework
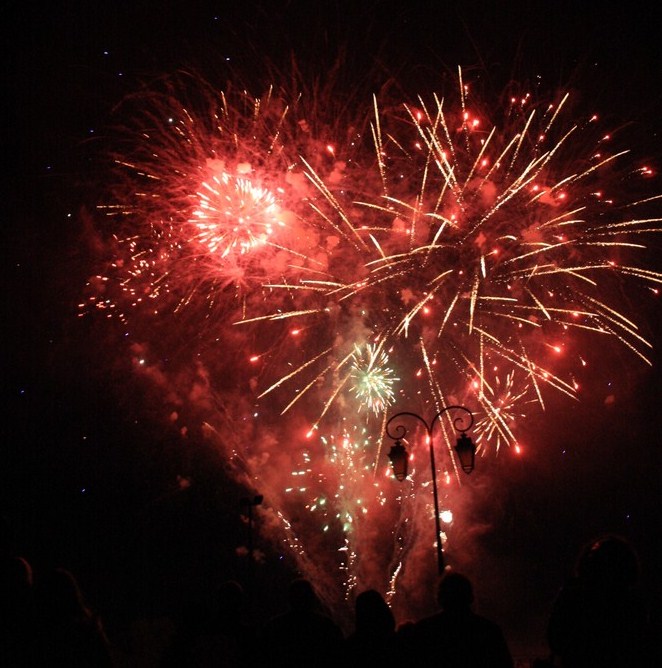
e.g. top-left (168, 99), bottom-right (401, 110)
top-left (350, 342), bottom-right (399, 415)
top-left (84, 67), bottom-right (661, 621)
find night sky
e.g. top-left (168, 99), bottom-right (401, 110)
top-left (2, 0), bottom-right (662, 659)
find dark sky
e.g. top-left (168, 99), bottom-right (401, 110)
top-left (2, 0), bottom-right (662, 655)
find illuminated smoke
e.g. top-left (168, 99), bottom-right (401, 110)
top-left (82, 66), bottom-right (661, 622)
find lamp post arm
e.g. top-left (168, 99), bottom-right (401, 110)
top-left (429, 405), bottom-right (474, 436)
top-left (385, 411), bottom-right (432, 441)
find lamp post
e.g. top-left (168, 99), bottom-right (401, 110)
top-left (385, 406), bottom-right (475, 574)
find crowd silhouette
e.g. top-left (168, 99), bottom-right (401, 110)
top-left (1, 557), bottom-right (113, 667)
top-left (161, 578), bottom-right (258, 667)
top-left (2, 532), bottom-right (661, 667)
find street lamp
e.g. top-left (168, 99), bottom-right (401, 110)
top-left (385, 406), bottom-right (476, 574)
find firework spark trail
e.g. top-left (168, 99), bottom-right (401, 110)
top-left (84, 67), bottom-right (661, 620)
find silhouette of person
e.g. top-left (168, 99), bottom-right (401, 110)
top-left (31, 566), bottom-right (113, 667)
top-left (344, 589), bottom-right (401, 667)
top-left (260, 577), bottom-right (344, 667)
top-left (208, 579), bottom-right (257, 666)
top-left (162, 579), bottom-right (257, 667)
top-left (1, 554), bottom-right (35, 667)
top-left (547, 534), bottom-right (657, 667)
top-left (407, 571), bottom-right (514, 668)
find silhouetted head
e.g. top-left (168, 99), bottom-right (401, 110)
top-left (216, 579), bottom-right (244, 618)
top-left (354, 589), bottom-right (395, 634)
top-left (576, 534), bottom-right (640, 589)
top-left (1, 555), bottom-right (33, 605)
top-left (288, 578), bottom-right (320, 612)
top-left (35, 567), bottom-right (91, 620)
top-left (437, 572), bottom-right (474, 612)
